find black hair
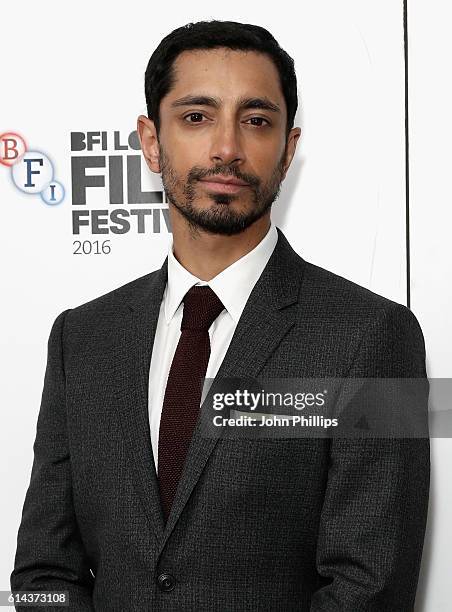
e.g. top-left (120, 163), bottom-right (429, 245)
top-left (144, 20), bottom-right (298, 137)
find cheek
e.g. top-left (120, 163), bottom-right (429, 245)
top-left (247, 145), bottom-right (284, 178)
top-left (166, 133), bottom-right (210, 170)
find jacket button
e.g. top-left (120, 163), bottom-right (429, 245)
top-left (157, 572), bottom-right (176, 592)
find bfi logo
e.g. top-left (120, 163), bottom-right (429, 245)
top-left (70, 130), bottom-right (163, 206)
top-left (0, 131), bottom-right (65, 205)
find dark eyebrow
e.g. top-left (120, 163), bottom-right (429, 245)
top-left (171, 95), bottom-right (219, 109)
top-left (171, 95), bottom-right (281, 113)
top-left (239, 97), bottom-right (281, 113)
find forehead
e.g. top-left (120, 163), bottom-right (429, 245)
top-left (167, 48), bottom-right (285, 108)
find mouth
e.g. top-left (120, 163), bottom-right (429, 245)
top-left (199, 176), bottom-right (250, 194)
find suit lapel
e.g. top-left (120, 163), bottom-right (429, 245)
top-left (114, 228), bottom-right (305, 550)
top-left (113, 264), bottom-right (168, 542)
top-left (156, 228), bottom-right (305, 552)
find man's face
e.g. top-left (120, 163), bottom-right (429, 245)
top-left (139, 47), bottom-right (300, 236)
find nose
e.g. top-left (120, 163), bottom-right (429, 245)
top-left (209, 119), bottom-right (245, 166)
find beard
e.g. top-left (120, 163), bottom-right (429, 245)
top-left (159, 143), bottom-right (286, 236)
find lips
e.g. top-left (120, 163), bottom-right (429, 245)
top-left (199, 175), bottom-right (249, 186)
top-left (198, 174), bottom-right (251, 195)
top-left (198, 178), bottom-right (250, 194)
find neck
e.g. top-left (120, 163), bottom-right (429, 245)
top-left (169, 207), bottom-right (271, 281)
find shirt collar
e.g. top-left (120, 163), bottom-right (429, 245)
top-left (164, 220), bottom-right (278, 325)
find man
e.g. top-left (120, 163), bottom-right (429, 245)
top-left (11, 20), bottom-right (429, 611)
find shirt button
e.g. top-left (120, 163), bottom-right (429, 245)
top-left (157, 572), bottom-right (176, 592)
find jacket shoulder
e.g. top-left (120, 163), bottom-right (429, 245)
top-left (71, 269), bottom-right (159, 313)
top-left (297, 260), bottom-right (426, 374)
top-left (60, 268), bottom-right (163, 342)
top-left (301, 259), bottom-right (408, 316)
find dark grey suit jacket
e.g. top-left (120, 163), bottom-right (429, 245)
top-left (11, 227), bottom-right (430, 611)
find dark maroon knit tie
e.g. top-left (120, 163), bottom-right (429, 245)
top-left (157, 284), bottom-right (225, 522)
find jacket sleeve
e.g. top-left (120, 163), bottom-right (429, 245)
top-left (10, 309), bottom-right (95, 611)
top-left (310, 303), bottom-right (430, 612)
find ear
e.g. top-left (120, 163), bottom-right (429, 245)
top-left (281, 127), bottom-right (301, 180)
top-left (137, 115), bottom-right (161, 173)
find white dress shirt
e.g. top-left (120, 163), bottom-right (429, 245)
top-left (148, 221), bottom-right (278, 473)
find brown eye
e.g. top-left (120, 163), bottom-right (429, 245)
top-left (184, 113), bottom-right (205, 123)
top-left (246, 117), bottom-right (270, 127)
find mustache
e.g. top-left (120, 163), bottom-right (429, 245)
top-left (187, 165), bottom-right (260, 188)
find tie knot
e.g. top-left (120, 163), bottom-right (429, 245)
top-left (181, 285), bottom-right (225, 331)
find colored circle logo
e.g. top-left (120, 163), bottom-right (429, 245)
top-left (41, 180), bottom-right (65, 206)
top-left (11, 150), bottom-right (54, 194)
top-left (0, 132), bottom-right (27, 167)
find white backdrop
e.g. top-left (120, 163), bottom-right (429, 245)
top-left (409, 2), bottom-right (452, 610)
top-left (1, 0), bottom-right (449, 609)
